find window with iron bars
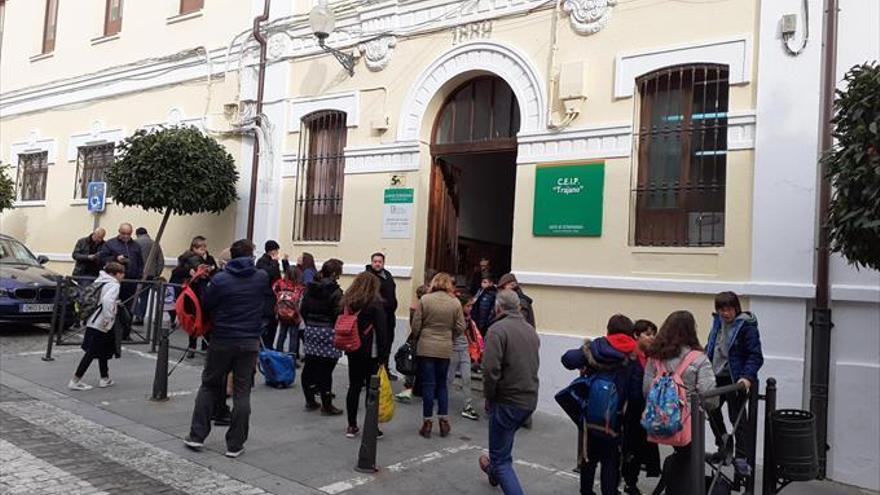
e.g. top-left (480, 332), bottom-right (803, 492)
top-left (633, 64), bottom-right (729, 247)
top-left (293, 111), bottom-right (347, 242)
top-left (16, 151), bottom-right (49, 202)
top-left (75, 143), bottom-right (115, 199)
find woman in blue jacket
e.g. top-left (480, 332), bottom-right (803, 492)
top-left (705, 291), bottom-right (764, 474)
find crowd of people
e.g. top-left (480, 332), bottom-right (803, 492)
top-left (65, 228), bottom-right (763, 494)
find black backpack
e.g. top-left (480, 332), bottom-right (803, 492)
top-left (78, 283), bottom-right (106, 323)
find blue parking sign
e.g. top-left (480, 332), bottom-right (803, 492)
top-left (87, 182), bottom-right (107, 213)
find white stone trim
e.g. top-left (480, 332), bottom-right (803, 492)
top-left (727, 111), bottom-right (756, 150)
top-left (288, 92), bottom-right (360, 131)
top-left (345, 142), bottom-right (421, 174)
top-left (66, 122), bottom-right (127, 161)
top-left (141, 107), bottom-right (205, 132)
top-left (9, 131), bottom-right (57, 166)
top-left (516, 124), bottom-right (632, 164)
top-left (614, 35), bottom-right (752, 99)
top-left (11, 200), bottom-right (47, 208)
top-left (281, 153), bottom-right (298, 178)
top-left (166, 10), bottom-right (204, 25)
top-left (1, 46), bottom-right (229, 118)
top-left (90, 33), bottom-right (120, 46)
top-left (397, 41), bottom-right (546, 142)
top-left (831, 284), bottom-right (880, 304)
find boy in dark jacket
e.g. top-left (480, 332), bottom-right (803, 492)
top-left (561, 315), bottom-right (641, 495)
top-left (473, 276), bottom-right (498, 336)
top-left (706, 291), bottom-right (763, 472)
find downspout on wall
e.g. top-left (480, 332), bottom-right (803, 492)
top-left (246, 0), bottom-right (270, 240)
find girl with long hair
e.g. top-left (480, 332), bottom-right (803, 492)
top-left (341, 272), bottom-right (389, 438)
top-left (300, 259), bottom-right (345, 415)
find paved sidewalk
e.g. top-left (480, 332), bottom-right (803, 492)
top-left (1, 333), bottom-right (875, 495)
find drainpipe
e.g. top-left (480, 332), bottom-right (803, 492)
top-left (246, 0), bottom-right (270, 240)
top-left (810, 0), bottom-right (839, 478)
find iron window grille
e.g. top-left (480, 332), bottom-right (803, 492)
top-left (293, 110), bottom-right (347, 242)
top-left (432, 75), bottom-right (521, 155)
top-left (632, 64), bottom-right (730, 247)
top-left (180, 0), bottom-right (203, 15)
top-left (75, 143), bottom-right (115, 199)
top-left (42, 0), bottom-right (58, 54)
top-left (16, 151), bottom-right (49, 202)
top-left (104, 0), bottom-right (123, 36)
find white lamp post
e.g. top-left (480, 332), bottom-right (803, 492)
top-left (309, 0), bottom-right (354, 76)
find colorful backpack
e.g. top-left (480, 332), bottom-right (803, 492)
top-left (175, 265), bottom-right (212, 338)
top-left (466, 319), bottom-right (485, 364)
top-left (641, 350), bottom-right (702, 446)
top-left (273, 279), bottom-right (304, 325)
top-left (333, 307), bottom-right (372, 352)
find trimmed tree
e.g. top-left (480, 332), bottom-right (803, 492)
top-left (107, 126), bottom-right (239, 279)
top-left (824, 62), bottom-right (880, 271)
top-left (0, 165), bottom-right (14, 213)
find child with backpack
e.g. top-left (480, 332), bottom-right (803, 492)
top-left (274, 266), bottom-right (305, 362)
top-left (561, 314), bottom-right (641, 495)
top-left (68, 262), bottom-right (125, 391)
top-left (621, 320), bottom-right (661, 494)
top-left (642, 311), bottom-right (718, 495)
top-left (705, 291), bottom-right (763, 473)
top-left (448, 295), bottom-right (482, 421)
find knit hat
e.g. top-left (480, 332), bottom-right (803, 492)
top-left (498, 273), bottom-right (518, 288)
top-left (264, 240), bottom-right (280, 253)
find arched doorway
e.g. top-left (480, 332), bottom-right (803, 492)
top-left (425, 75), bottom-right (520, 292)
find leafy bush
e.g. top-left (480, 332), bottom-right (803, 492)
top-left (824, 63), bottom-right (880, 271)
top-left (0, 165), bottom-right (15, 213)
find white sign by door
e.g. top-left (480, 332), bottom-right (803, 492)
top-left (381, 188), bottom-right (414, 239)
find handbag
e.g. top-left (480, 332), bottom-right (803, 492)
top-left (394, 339), bottom-right (418, 376)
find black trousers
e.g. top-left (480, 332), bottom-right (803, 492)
top-left (74, 351), bottom-right (109, 379)
top-left (346, 353), bottom-right (379, 427)
top-left (708, 375), bottom-right (749, 458)
top-left (301, 355), bottom-right (338, 403)
top-left (188, 339), bottom-right (259, 451)
top-left (261, 317), bottom-right (278, 350)
top-left (580, 433), bottom-right (620, 495)
top-left (119, 282), bottom-right (137, 339)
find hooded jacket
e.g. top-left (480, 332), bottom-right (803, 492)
top-left (300, 277), bottom-right (343, 327)
top-left (473, 285), bottom-right (498, 333)
top-left (706, 311), bottom-right (764, 384)
top-left (201, 257), bottom-right (272, 340)
top-left (562, 335), bottom-right (643, 406)
top-left (85, 271), bottom-right (121, 333)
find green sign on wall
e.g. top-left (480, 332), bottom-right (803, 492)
top-left (533, 162), bottom-right (604, 236)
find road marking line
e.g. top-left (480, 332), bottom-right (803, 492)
top-left (319, 476), bottom-right (373, 494)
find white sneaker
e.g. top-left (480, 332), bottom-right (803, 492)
top-left (98, 378), bottom-right (114, 388)
top-left (225, 448), bottom-right (245, 458)
top-left (68, 379), bottom-right (92, 391)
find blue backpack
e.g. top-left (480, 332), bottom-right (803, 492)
top-left (258, 348), bottom-right (295, 388)
top-left (555, 372), bottom-right (624, 438)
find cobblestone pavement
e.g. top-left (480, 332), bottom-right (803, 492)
top-left (0, 384), bottom-right (267, 494)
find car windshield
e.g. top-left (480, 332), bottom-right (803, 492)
top-left (0, 238), bottom-right (40, 266)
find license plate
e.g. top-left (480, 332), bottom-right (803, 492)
top-left (21, 303), bottom-right (53, 313)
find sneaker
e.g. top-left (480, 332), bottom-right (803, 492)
top-left (479, 455), bottom-right (499, 487)
top-left (98, 378), bottom-right (114, 388)
top-left (377, 430), bottom-right (384, 439)
top-left (461, 405), bottom-right (479, 421)
top-left (225, 448), bottom-right (245, 458)
top-left (395, 389), bottom-right (413, 403)
top-left (183, 436), bottom-right (204, 450)
top-left (733, 458), bottom-right (752, 477)
top-left (346, 426), bottom-right (360, 438)
top-left (624, 484), bottom-right (643, 495)
top-left (67, 379), bottom-right (92, 391)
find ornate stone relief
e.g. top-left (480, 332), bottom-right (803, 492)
top-left (268, 33), bottom-right (290, 60)
top-left (357, 36), bottom-right (396, 72)
top-left (562, 0), bottom-right (617, 35)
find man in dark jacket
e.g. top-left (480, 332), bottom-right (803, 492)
top-left (478, 290), bottom-right (540, 494)
top-left (133, 227), bottom-right (164, 324)
top-left (364, 252), bottom-right (398, 375)
top-left (561, 314), bottom-right (641, 495)
top-left (497, 273), bottom-right (536, 328)
top-left (706, 291), bottom-right (763, 471)
top-left (255, 240), bottom-right (283, 349)
top-left (185, 239), bottom-right (273, 458)
top-left (71, 228), bottom-right (106, 279)
top-left (98, 223), bottom-right (144, 340)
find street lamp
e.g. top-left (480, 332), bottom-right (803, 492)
top-left (310, 0), bottom-right (355, 76)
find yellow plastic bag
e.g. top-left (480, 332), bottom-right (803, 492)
top-left (378, 366), bottom-right (395, 423)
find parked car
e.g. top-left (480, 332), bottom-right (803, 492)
top-left (0, 234), bottom-right (74, 328)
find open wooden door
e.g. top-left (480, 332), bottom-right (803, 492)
top-left (425, 157), bottom-right (461, 276)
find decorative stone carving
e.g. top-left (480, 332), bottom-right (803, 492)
top-left (357, 36), bottom-right (396, 72)
top-left (562, 0), bottom-right (616, 35)
top-left (268, 33), bottom-right (290, 60)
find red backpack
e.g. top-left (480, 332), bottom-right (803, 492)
top-left (175, 265), bottom-right (213, 338)
top-left (334, 307), bottom-right (372, 352)
top-left (273, 279), bottom-right (304, 325)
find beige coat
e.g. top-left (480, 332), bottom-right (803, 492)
top-left (411, 291), bottom-right (466, 359)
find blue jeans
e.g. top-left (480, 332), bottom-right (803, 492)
top-left (489, 403), bottom-right (532, 495)
top-left (419, 357), bottom-right (450, 419)
top-left (275, 324), bottom-right (301, 355)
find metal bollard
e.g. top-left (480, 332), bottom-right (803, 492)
top-left (691, 392), bottom-right (706, 495)
top-left (746, 380), bottom-right (760, 493)
top-left (151, 318), bottom-right (169, 401)
top-left (762, 378), bottom-right (778, 495)
top-left (355, 374), bottom-right (381, 473)
top-left (43, 277), bottom-right (64, 362)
